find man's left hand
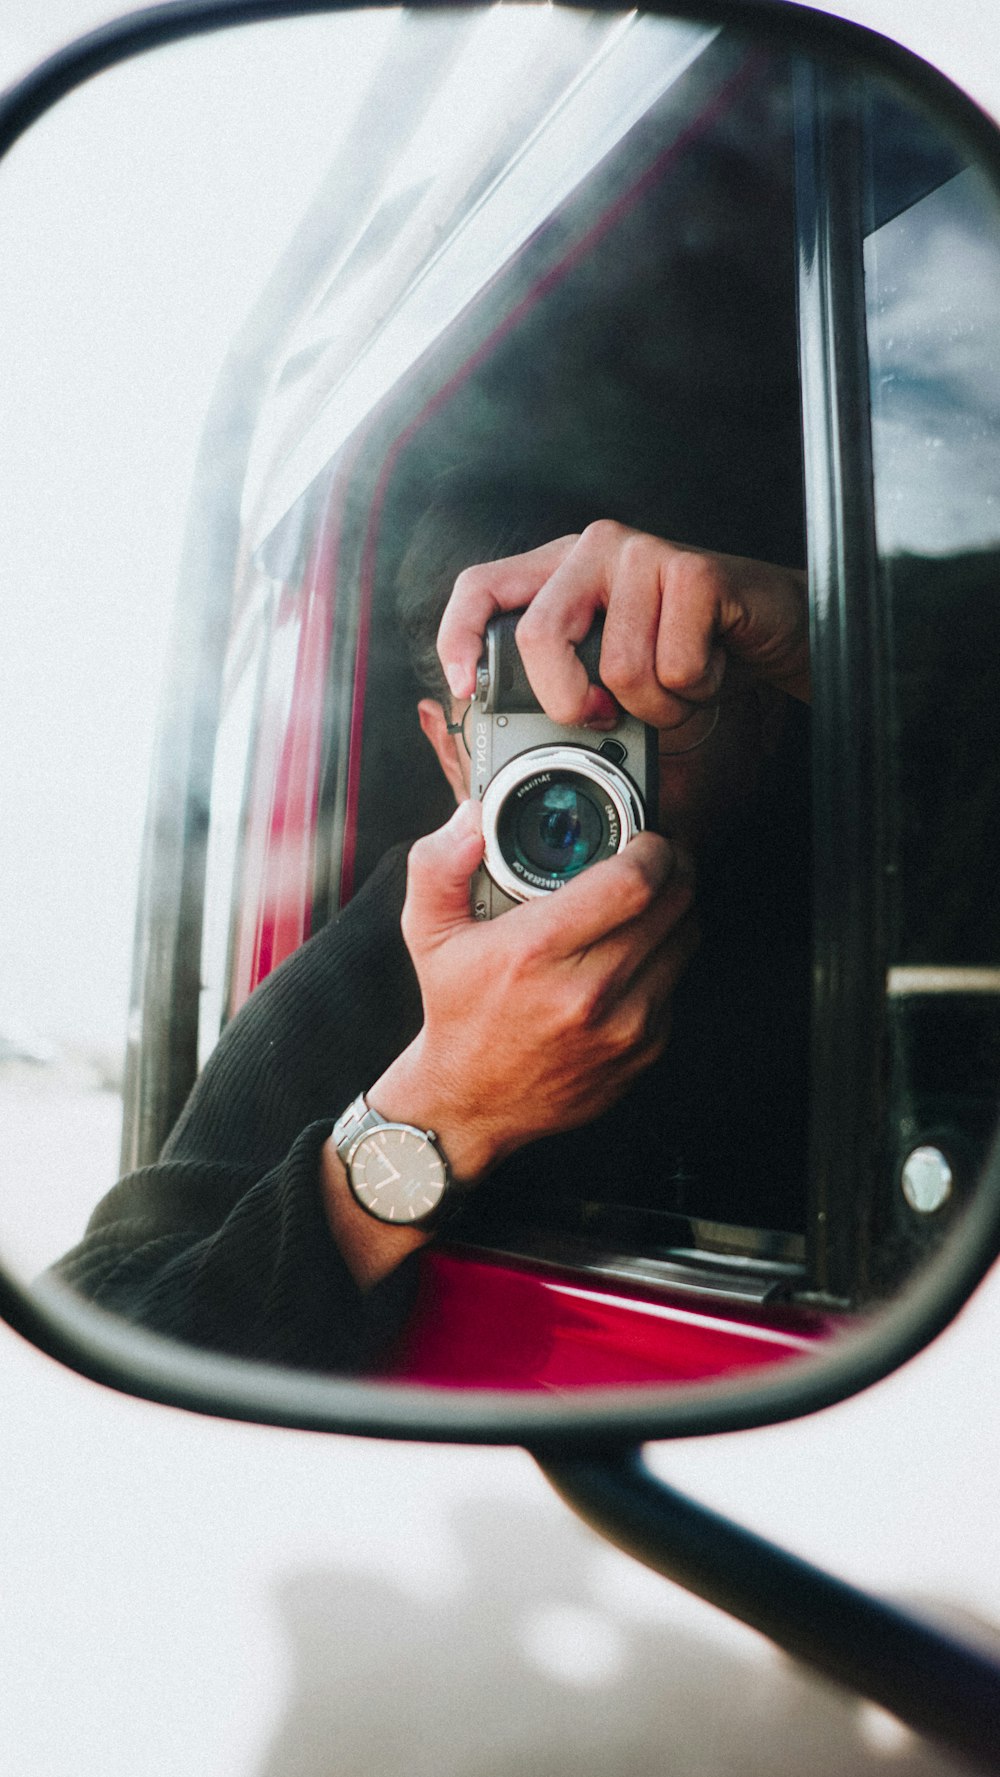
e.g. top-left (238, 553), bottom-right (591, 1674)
top-left (436, 519), bottom-right (809, 732)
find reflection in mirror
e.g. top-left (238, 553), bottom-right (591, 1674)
top-left (865, 133), bottom-right (1000, 1292)
top-left (2, 7), bottom-right (999, 1393)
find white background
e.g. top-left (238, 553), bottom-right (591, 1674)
top-left (1, 6), bottom-right (999, 1775)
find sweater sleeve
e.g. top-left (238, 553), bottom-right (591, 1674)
top-left (52, 848), bottom-right (425, 1371)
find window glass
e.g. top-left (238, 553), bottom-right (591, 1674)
top-left (865, 106), bottom-right (1000, 1249)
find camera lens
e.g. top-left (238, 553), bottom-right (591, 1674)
top-left (481, 743), bottom-right (644, 904)
top-left (495, 764), bottom-right (622, 893)
top-left (507, 776), bottom-right (604, 881)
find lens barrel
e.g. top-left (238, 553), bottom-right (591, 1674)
top-left (481, 744), bottom-right (645, 901)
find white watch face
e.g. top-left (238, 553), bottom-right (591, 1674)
top-left (348, 1125), bottom-right (448, 1224)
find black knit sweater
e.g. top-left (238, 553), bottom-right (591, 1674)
top-left (56, 847), bottom-right (423, 1371)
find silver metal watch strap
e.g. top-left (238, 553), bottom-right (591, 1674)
top-left (332, 1093), bottom-right (383, 1165)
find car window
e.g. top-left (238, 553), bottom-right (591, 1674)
top-left (864, 125), bottom-right (1000, 1274)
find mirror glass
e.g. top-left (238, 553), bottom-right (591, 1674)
top-left (2, 5), bottom-right (999, 1397)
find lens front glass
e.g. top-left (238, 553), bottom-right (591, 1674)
top-left (498, 769), bottom-right (615, 889)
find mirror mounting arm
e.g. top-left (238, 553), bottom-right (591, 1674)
top-left (537, 1444), bottom-right (1000, 1770)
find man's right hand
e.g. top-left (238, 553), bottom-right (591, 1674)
top-left (367, 798), bottom-right (698, 1187)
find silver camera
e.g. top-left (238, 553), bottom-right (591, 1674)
top-left (470, 613), bottom-right (657, 918)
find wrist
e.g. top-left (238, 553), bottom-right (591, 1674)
top-left (367, 1035), bottom-right (499, 1186)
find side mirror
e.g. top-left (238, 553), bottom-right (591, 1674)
top-left (1, 1), bottom-right (999, 1452)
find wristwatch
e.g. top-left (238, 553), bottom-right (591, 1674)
top-left (333, 1093), bottom-right (453, 1227)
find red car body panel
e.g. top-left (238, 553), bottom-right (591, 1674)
top-left (378, 1249), bottom-right (834, 1389)
top-left (229, 508), bottom-right (340, 1018)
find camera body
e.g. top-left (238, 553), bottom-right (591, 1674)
top-left (470, 612), bottom-right (657, 918)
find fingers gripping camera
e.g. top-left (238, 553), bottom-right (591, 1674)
top-left (470, 613), bottom-right (658, 918)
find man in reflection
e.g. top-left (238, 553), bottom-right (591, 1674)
top-left (53, 509), bottom-right (811, 1371)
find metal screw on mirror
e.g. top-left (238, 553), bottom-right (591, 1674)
top-left (900, 1146), bottom-right (955, 1215)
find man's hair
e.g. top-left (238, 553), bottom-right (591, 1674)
top-left (395, 486), bottom-right (586, 707)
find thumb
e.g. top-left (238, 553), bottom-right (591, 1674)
top-left (401, 799), bottom-right (485, 950)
